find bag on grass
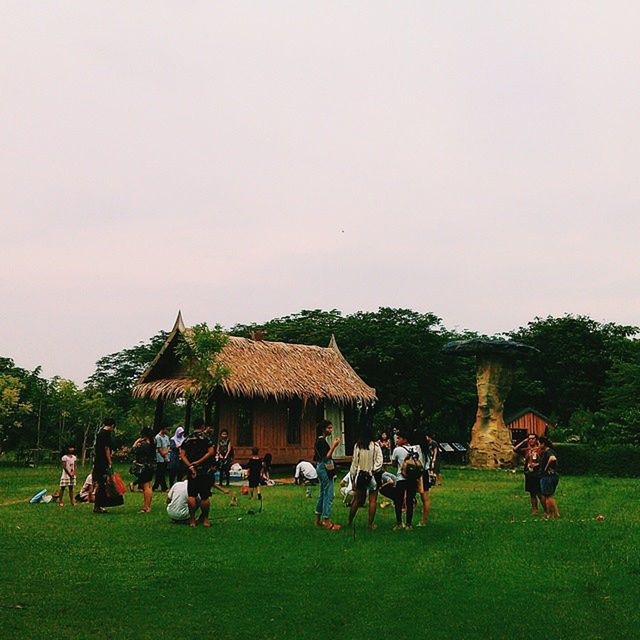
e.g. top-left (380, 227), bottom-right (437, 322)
top-left (106, 471), bottom-right (127, 497)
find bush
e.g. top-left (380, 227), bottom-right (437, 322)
top-left (554, 443), bottom-right (640, 477)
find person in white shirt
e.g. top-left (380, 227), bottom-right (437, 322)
top-left (390, 431), bottom-right (424, 530)
top-left (294, 460), bottom-right (318, 485)
top-left (76, 473), bottom-right (94, 503)
top-left (166, 478), bottom-right (195, 522)
top-left (347, 424), bottom-right (383, 530)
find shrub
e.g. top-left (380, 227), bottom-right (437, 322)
top-left (554, 443), bottom-right (640, 477)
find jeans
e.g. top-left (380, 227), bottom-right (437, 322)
top-left (394, 479), bottom-right (417, 526)
top-left (315, 462), bottom-right (334, 520)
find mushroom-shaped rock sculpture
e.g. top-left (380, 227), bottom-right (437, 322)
top-left (443, 338), bottom-right (539, 468)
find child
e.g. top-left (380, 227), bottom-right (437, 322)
top-left (246, 447), bottom-right (262, 500)
top-left (59, 444), bottom-right (77, 507)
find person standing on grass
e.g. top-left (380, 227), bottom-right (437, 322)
top-left (168, 426), bottom-right (185, 487)
top-left (246, 447), bottom-right (263, 500)
top-left (378, 431), bottom-right (392, 464)
top-left (58, 444), bottom-right (77, 507)
top-left (538, 437), bottom-right (560, 519)
top-left (416, 433), bottom-right (438, 526)
top-left (424, 434), bottom-right (442, 485)
top-left (92, 418), bottom-right (114, 514)
top-left (216, 429), bottom-right (234, 487)
top-left (153, 425), bottom-right (171, 492)
top-left (513, 434), bottom-right (543, 514)
top-left (131, 428), bottom-right (156, 513)
top-left (313, 419), bottom-right (341, 530)
top-left (347, 424), bottom-right (383, 530)
top-left (180, 418), bottom-right (215, 527)
top-left (390, 431), bottom-right (423, 530)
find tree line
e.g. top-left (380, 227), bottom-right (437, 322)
top-left (1, 309), bottom-right (639, 453)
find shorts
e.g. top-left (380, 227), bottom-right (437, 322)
top-left (60, 476), bottom-right (76, 487)
top-left (136, 469), bottom-right (155, 485)
top-left (248, 475), bottom-right (261, 489)
top-left (524, 474), bottom-right (541, 494)
top-left (187, 474), bottom-right (212, 499)
top-left (418, 470), bottom-right (435, 493)
top-left (540, 474), bottom-right (559, 497)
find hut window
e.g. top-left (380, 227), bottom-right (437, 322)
top-left (237, 402), bottom-right (253, 447)
top-left (287, 400), bottom-right (302, 445)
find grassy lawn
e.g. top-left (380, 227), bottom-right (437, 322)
top-left (1, 465), bottom-right (639, 640)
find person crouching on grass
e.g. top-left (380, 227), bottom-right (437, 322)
top-left (246, 447), bottom-right (262, 500)
top-left (179, 418), bottom-right (215, 527)
top-left (59, 444), bottom-right (77, 507)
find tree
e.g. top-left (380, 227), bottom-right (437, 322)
top-left (0, 373), bottom-right (32, 451)
top-left (507, 315), bottom-right (638, 426)
top-left (175, 322), bottom-right (229, 427)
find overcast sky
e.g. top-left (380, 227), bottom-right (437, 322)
top-left (2, 2), bottom-right (639, 384)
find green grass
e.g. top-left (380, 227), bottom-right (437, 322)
top-left (1, 465), bottom-right (639, 640)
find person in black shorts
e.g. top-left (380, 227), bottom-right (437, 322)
top-left (246, 447), bottom-right (262, 500)
top-left (179, 418), bottom-right (215, 527)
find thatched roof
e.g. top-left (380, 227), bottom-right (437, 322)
top-left (132, 313), bottom-right (376, 405)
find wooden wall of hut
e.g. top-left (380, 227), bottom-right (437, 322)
top-left (507, 411), bottom-right (550, 438)
top-left (217, 397), bottom-right (328, 465)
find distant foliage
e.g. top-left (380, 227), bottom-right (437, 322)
top-left (2, 311), bottom-right (640, 452)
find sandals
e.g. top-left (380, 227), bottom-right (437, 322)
top-left (322, 522), bottom-right (341, 531)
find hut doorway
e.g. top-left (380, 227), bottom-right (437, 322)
top-left (324, 402), bottom-right (345, 458)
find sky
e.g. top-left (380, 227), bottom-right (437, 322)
top-left (2, 2), bottom-right (639, 384)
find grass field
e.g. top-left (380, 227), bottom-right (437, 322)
top-left (1, 465), bottom-right (639, 640)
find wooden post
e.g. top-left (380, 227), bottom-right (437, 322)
top-left (204, 395), bottom-right (214, 427)
top-left (154, 397), bottom-right (165, 430)
top-left (184, 397), bottom-right (193, 434)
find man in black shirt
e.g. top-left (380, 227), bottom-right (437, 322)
top-left (180, 418), bottom-right (215, 527)
top-left (92, 418), bottom-right (114, 514)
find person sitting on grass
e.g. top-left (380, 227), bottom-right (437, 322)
top-left (261, 453), bottom-right (273, 484)
top-left (75, 473), bottom-right (94, 503)
top-left (378, 471), bottom-right (397, 507)
top-left (166, 472), bottom-right (196, 523)
top-left (246, 447), bottom-right (263, 500)
top-left (58, 444), bottom-right (77, 507)
top-left (513, 433), bottom-right (543, 515)
top-left (294, 459), bottom-right (319, 485)
top-left (347, 424), bottom-right (383, 530)
top-left (340, 471), bottom-right (354, 506)
top-left (538, 437), bottom-right (560, 519)
top-left (179, 418), bottom-right (215, 527)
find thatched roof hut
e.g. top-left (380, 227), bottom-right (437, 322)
top-left (132, 314), bottom-right (376, 463)
top-left (132, 313), bottom-right (376, 406)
